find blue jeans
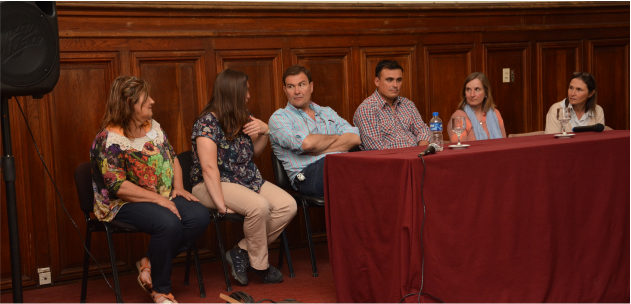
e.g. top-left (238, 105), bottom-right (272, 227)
top-left (294, 157), bottom-right (325, 197)
top-left (114, 196), bottom-right (210, 293)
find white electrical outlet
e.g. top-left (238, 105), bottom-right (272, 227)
top-left (502, 68), bottom-right (510, 83)
top-left (38, 267), bottom-right (51, 285)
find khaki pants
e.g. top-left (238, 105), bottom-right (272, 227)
top-left (192, 181), bottom-right (297, 270)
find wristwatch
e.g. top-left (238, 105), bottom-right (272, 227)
top-left (263, 129), bottom-right (271, 136)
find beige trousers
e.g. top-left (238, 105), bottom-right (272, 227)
top-left (192, 181), bottom-right (297, 270)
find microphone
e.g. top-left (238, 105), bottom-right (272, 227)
top-left (418, 143), bottom-right (440, 157)
top-left (572, 123), bottom-right (605, 133)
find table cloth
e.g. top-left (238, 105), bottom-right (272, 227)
top-left (324, 131), bottom-right (629, 302)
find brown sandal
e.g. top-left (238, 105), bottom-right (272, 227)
top-left (136, 257), bottom-right (152, 294)
top-left (151, 291), bottom-right (177, 303)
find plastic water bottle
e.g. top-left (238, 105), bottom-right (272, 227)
top-left (429, 112), bottom-right (444, 151)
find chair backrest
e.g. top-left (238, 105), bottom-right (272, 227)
top-left (271, 153), bottom-right (292, 190)
top-left (177, 150), bottom-right (194, 192)
top-left (508, 131), bottom-right (545, 138)
top-left (74, 161), bottom-right (97, 214)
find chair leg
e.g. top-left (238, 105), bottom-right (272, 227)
top-left (214, 217), bottom-right (232, 291)
top-left (281, 230), bottom-right (295, 278)
top-left (302, 204), bottom-right (319, 277)
top-left (80, 227), bottom-right (92, 303)
top-left (183, 247), bottom-right (192, 286)
top-left (278, 234), bottom-right (285, 270)
top-left (192, 244), bottom-right (206, 298)
top-left (104, 224), bottom-right (124, 303)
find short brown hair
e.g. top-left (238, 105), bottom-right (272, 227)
top-left (375, 60), bottom-right (403, 78)
top-left (283, 65), bottom-right (312, 85)
top-left (100, 76), bottom-right (150, 138)
top-left (457, 72), bottom-right (496, 113)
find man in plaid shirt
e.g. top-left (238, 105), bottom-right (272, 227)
top-left (269, 65), bottom-right (360, 197)
top-left (353, 60), bottom-right (431, 150)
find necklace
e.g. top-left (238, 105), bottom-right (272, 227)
top-left (477, 115), bottom-right (485, 125)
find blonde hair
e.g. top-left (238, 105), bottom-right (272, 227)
top-left (100, 76), bottom-right (150, 138)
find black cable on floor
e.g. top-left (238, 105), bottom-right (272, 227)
top-left (14, 97), bottom-right (120, 299)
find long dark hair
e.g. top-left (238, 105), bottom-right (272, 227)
top-left (565, 72), bottom-right (597, 113)
top-left (198, 69), bottom-right (250, 141)
top-left (100, 76), bottom-right (150, 138)
top-left (458, 72), bottom-right (496, 113)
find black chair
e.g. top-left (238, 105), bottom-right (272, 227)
top-left (271, 154), bottom-right (325, 277)
top-left (178, 151), bottom-right (294, 292)
top-left (74, 162), bottom-right (206, 303)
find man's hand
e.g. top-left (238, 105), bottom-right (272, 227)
top-left (418, 140), bottom-right (430, 146)
top-left (302, 133), bottom-right (360, 155)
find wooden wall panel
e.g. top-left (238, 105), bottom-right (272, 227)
top-left (423, 44), bottom-right (474, 138)
top-left (131, 51), bottom-right (208, 153)
top-left (1, 2), bottom-right (628, 290)
top-left (588, 39), bottom-right (630, 131)
top-left (291, 48), bottom-right (352, 121)
top-left (484, 43), bottom-right (531, 136)
top-left (1, 96), bottom-right (38, 290)
top-left (536, 41), bottom-right (582, 130)
top-left (48, 52), bottom-right (126, 281)
top-left (360, 46), bottom-right (416, 108)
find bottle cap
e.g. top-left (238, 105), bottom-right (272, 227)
top-left (433, 112), bottom-right (439, 116)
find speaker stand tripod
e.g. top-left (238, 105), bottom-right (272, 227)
top-left (1, 96), bottom-right (24, 303)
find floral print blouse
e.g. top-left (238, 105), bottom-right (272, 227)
top-left (90, 119), bottom-right (176, 222)
top-left (191, 113), bottom-right (264, 193)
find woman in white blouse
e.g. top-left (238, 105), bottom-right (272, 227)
top-left (545, 72), bottom-right (604, 134)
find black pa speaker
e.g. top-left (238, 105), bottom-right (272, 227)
top-left (1, 1), bottom-right (60, 99)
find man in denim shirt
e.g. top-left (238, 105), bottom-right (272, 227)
top-left (269, 65), bottom-right (360, 197)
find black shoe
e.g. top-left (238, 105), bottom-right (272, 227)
top-left (251, 265), bottom-right (284, 284)
top-left (226, 247), bottom-right (249, 285)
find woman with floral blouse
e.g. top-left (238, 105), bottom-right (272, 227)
top-left (90, 76), bottom-right (209, 303)
top-left (191, 69), bottom-right (296, 286)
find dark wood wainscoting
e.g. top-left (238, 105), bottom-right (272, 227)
top-left (2, 1), bottom-right (628, 289)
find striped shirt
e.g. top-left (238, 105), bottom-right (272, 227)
top-left (353, 90), bottom-right (430, 150)
top-left (269, 102), bottom-right (359, 188)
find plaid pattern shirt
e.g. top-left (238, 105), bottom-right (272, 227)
top-left (353, 90), bottom-right (430, 150)
top-left (269, 102), bottom-right (359, 189)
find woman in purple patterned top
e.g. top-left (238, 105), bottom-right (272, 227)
top-left (191, 69), bottom-right (296, 285)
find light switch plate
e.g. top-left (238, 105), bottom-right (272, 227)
top-left (502, 68), bottom-right (510, 83)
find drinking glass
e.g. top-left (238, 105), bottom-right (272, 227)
top-left (451, 117), bottom-right (466, 146)
top-left (556, 108), bottom-right (571, 135)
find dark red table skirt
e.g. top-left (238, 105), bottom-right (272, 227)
top-left (324, 131), bottom-right (630, 302)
